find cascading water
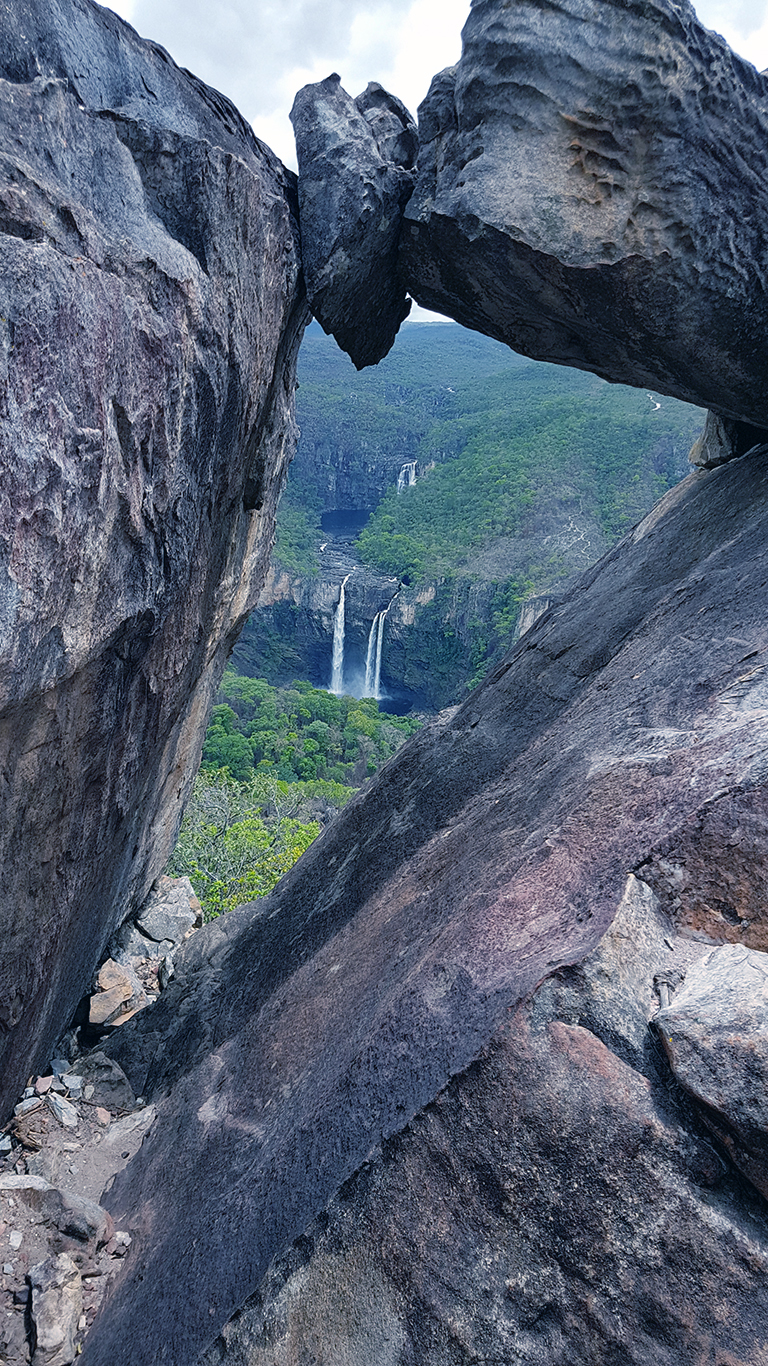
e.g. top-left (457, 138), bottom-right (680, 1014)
top-left (330, 574), bottom-right (350, 694)
top-left (363, 608), bottom-right (389, 699)
top-left (396, 461), bottom-right (417, 493)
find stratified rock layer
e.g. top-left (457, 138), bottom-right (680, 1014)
top-left (0, 0), bottom-right (306, 1117)
top-left (83, 443), bottom-right (768, 1365)
top-left (401, 0), bottom-right (768, 426)
top-left (290, 75), bottom-right (415, 366)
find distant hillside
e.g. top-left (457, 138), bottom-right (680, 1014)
top-left (242, 322), bottom-right (704, 709)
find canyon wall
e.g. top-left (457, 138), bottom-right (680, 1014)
top-left (0, 0), bottom-right (307, 1117)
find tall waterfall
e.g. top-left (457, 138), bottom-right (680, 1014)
top-left (330, 574), bottom-right (350, 694)
top-left (396, 461), bottom-right (417, 493)
top-left (364, 609), bottom-right (388, 699)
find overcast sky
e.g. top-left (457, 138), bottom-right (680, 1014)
top-left (103, 0), bottom-right (768, 171)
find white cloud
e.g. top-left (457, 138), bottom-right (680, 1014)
top-left (102, 0), bottom-right (768, 165)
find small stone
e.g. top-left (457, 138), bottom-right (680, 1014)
top-left (0, 1136), bottom-right (12, 1156)
top-left (22, 1088), bottom-right (35, 1100)
top-left (49, 1060), bottom-right (69, 1079)
top-left (94, 1108), bottom-right (111, 1128)
top-left (3, 1262), bottom-right (13, 1275)
top-left (46, 1094), bottom-right (78, 1129)
top-left (50, 1080), bottom-right (67, 1094)
top-left (8, 1231), bottom-right (21, 1250)
top-left (83, 1086), bottom-right (94, 1101)
top-left (78, 1315), bottom-right (86, 1331)
top-left (14, 1097), bottom-right (41, 1118)
top-left (60, 1074), bottom-right (82, 1091)
top-left (35, 1077), bottom-right (53, 1096)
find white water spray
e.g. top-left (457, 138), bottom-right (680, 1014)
top-left (363, 608), bottom-right (390, 698)
top-left (330, 574), bottom-right (351, 694)
top-left (396, 461), bottom-right (417, 493)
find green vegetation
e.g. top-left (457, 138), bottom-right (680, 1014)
top-left (356, 363), bottom-right (701, 584)
top-left (169, 673), bottom-right (422, 918)
top-left (167, 769), bottom-right (343, 919)
top-left (203, 672), bottom-right (421, 785)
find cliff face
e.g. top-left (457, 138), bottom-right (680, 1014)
top-left (0, 0), bottom-right (306, 1116)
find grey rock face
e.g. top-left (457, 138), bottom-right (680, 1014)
top-left (401, 0), bottom-right (768, 427)
top-left (0, 0), bottom-right (306, 1117)
top-left (657, 944), bottom-right (768, 1198)
top-left (81, 445), bottom-right (768, 1364)
top-left (290, 75), bottom-right (415, 367)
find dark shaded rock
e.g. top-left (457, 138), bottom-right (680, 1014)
top-left (290, 75), bottom-right (415, 367)
top-left (81, 446), bottom-right (768, 1364)
top-left (0, 0), bottom-right (306, 1117)
top-left (203, 1017), bottom-right (760, 1366)
top-left (657, 944), bottom-right (768, 1199)
top-left (76, 1055), bottom-right (134, 1116)
top-left (401, 0), bottom-right (768, 427)
top-left (689, 410), bottom-right (768, 469)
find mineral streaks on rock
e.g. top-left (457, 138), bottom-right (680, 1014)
top-left (203, 1017), bottom-right (765, 1366)
top-left (82, 447), bottom-right (768, 1364)
top-left (401, 0), bottom-right (768, 426)
top-left (0, 0), bottom-right (306, 1118)
top-left (657, 944), bottom-right (768, 1199)
top-left (290, 75), bottom-right (416, 367)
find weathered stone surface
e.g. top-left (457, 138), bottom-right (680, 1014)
top-left (135, 876), bottom-right (198, 945)
top-left (401, 0), bottom-right (768, 427)
top-left (0, 0), bottom-right (306, 1117)
top-left (29, 1253), bottom-right (82, 1366)
top-left (657, 944), bottom-right (768, 1198)
top-left (89, 962), bottom-right (145, 1029)
top-left (290, 74), bottom-right (415, 367)
top-left (203, 1016), bottom-right (760, 1366)
top-left (81, 446), bottom-right (768, 1364)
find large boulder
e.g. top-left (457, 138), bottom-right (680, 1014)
top-left (0, 0), bottom-right (307, 1117)
top-left (81, 443), bottom-right (768, 1363)
top-left (290, 75), bottom-right (416, 367)
top-left (399, 0), bottom-right (768, 430)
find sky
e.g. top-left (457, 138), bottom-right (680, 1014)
top-left (103, 0), bottom-right (768, 172)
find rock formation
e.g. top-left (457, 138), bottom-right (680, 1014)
top-left (290, 77), bottom-right (416, 367)
top-left (294, 0), bottom-right (768, 443)
top-left (0, 0), bottom-right (307, 1117)
top-left (82, 441), bottom-right (768, 1364)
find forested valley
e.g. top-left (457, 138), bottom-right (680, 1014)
top-left (171, 321), bottom-right (704, 916)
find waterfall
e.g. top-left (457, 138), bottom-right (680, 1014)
top-left (396, 461), bottom-right (417, 493)
top-left (330, 574), bottom-right (350, 694)
top-left (373, 610), bottom-right (386, 698)
top-left (364, 616), bottom-right (379, 697)
top-left (364, 609), bottom-right (388, 699)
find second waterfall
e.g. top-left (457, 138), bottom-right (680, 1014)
top-left (364, 610), bottom-right (388, 700)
